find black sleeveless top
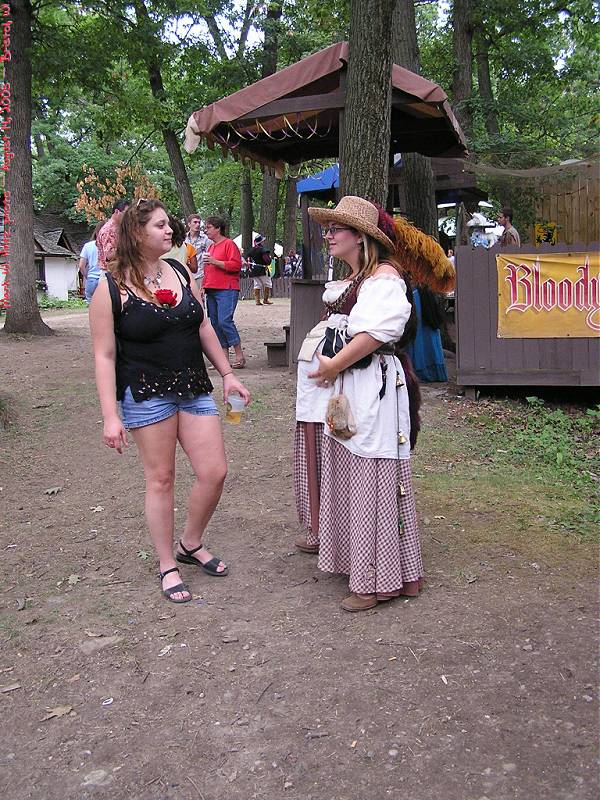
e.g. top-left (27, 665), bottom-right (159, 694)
top-left (107, 259), bottom-right (213, 403)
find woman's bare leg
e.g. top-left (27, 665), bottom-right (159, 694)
top-left (177, 413), bottom-right (228, 572)
top-left (131, 415), bottom-right (189, 599)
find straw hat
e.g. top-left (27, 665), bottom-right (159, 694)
top-left (308, 196), bottom-right (395, 253)
top-left (309, 194), bottom-right (455, 292)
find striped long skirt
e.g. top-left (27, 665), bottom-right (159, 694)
top-left (293, 422), bottom-right (423, 596)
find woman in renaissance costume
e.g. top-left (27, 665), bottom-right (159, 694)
top-left (293, 195), bottom-right (454, 611)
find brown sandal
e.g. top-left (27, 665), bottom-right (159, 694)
top-left (231, 358), bottom-right (246, 369)
top-left (294, 535), bottom-right (319, 554)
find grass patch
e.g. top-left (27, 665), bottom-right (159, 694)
top-left (419, 395), bottom-right (600, 541)
top-left (37, 297), bottom-right (87, 310)
top-left (0, 617), bottom-right (21, 645)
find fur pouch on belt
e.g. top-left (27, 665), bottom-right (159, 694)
top-left (326, 394), bottom-right (357, 440)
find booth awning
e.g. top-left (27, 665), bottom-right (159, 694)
top-left (184, 42), bottom-right (467, 174)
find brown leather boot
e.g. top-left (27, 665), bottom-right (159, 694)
top-left (254, 288), bottom-right (262, 305)
top-left (341, 593), bottom-right (379, 612)
top-left (263, 287), bottom-right (273, 305)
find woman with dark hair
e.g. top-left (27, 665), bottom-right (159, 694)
top-left (89, 199), bottom-right (250, 603)
top-left (202, 215), bottom-right (246, 369)
top-left (164, 215), bottom-right (198, 274)
top-left (293, 196), bottom-right (425, 612)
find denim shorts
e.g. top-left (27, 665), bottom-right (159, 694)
top-left (119, 387), bottom-right (219, 429)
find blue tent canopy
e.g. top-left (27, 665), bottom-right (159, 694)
top-left (296, 164), bottom-right (339, 195)
top-left (297, 157), bottom-right (486, 206)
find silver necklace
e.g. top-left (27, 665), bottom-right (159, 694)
top-left (143, 265), bottom-right (162, 288)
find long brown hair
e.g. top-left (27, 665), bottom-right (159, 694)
top-left (109, 199), bottom-right (167, 299)
top-left (342, 224), bottom-right (417, 348)
top-left (355, 233), bottom-right (405, 278)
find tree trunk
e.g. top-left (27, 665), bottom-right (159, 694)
top-left (393, 0), bottom-right (420, 70)
top-left (451, 0), bottom-right (474, 142)
top-left (398, 153), bottom-right (438, 237)
top-left (392, 0), bottom-right (438, 238)
top-left (259, 172), bottom-right (280, 251)
top-left (33, 132), bottom-right (45, 160)
top-left (340, 0), bottom-right (396, 205)
top-left (475, 28), bottom-right (501, 139)
top-left (240, 163), bottom-right (254, 253)
top-left (134, 0), bottom-right (195, 218)
top-left (258, 1), bottom-right (283, 249)
top-left (32, 103), bottom-right (47, 159)
top-left (3, 0), bottom-right (52, 335)
top-left (261, 1), bottom-right (282, 80)
top-left (148, 68), bottom-right (195, 218)
top-left (160, 126), bottom-right (195, 218)
top-left (283, 176), bottom-right (298, 255)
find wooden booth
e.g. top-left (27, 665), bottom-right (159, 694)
top-left (184, 41), bottom-right (467, 366)
top-left (456, 241), bottom-right (600, 391)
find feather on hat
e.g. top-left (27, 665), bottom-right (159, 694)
top-left (392, 214), bottom-right (455, 293)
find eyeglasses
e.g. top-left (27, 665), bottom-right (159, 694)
top-left (136, 197), bottom-right (149, 208)
top-left (321, 225), bottom-right (350, 238)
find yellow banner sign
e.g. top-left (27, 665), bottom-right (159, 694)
top-left (497, 252), bottom-right (600, 338)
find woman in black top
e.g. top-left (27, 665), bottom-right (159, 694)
top-left (90, 200), bottom-right (250, 603)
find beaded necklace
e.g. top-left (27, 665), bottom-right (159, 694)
top-left (143, 264), bottom-right (163, 289)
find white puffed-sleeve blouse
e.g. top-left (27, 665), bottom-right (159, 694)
top-left (296, 274), bottom-right (412, 460)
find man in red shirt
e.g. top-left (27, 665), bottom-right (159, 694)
top-left (97, 199), bottom-right (131, 270)
top-left (202, 216), bottom-right (246, 368)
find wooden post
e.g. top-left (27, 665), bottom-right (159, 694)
top-left (300, 194), bottom-right (312, 279)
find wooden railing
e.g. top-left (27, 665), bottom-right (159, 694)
top-left (239, 276), bottom-right (291, 300)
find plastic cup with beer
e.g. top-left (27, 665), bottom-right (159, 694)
top-left (225, 392), bottom-right (245, 424)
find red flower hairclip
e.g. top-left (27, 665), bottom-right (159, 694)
top-left (155, 289), bottom-right (177, 308)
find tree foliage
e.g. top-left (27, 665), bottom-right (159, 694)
top-left (75, 163), bottom-right (160, 223)
top-left (30, 0), bottom-right (598, 228)
top-left (418, 0), bottom-right (599, 166)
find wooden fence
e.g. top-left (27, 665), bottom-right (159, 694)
top-left (239, 276), bottom-right (291, 300)
top-left (533, 161), bottom-right (600, 245)
top-left (456, 242), bottom-right (600, 389)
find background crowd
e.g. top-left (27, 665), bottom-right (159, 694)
top-left (78, 200), bottom-right (303, 367)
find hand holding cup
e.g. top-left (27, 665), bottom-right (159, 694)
top-left (225, 392), bottom-right (246, 425)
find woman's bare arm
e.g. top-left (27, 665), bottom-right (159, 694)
top-left (89, 280), bottom-right (128, 453)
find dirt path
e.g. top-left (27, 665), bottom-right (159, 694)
top-left (0, 300), bottom-right (597, 800)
